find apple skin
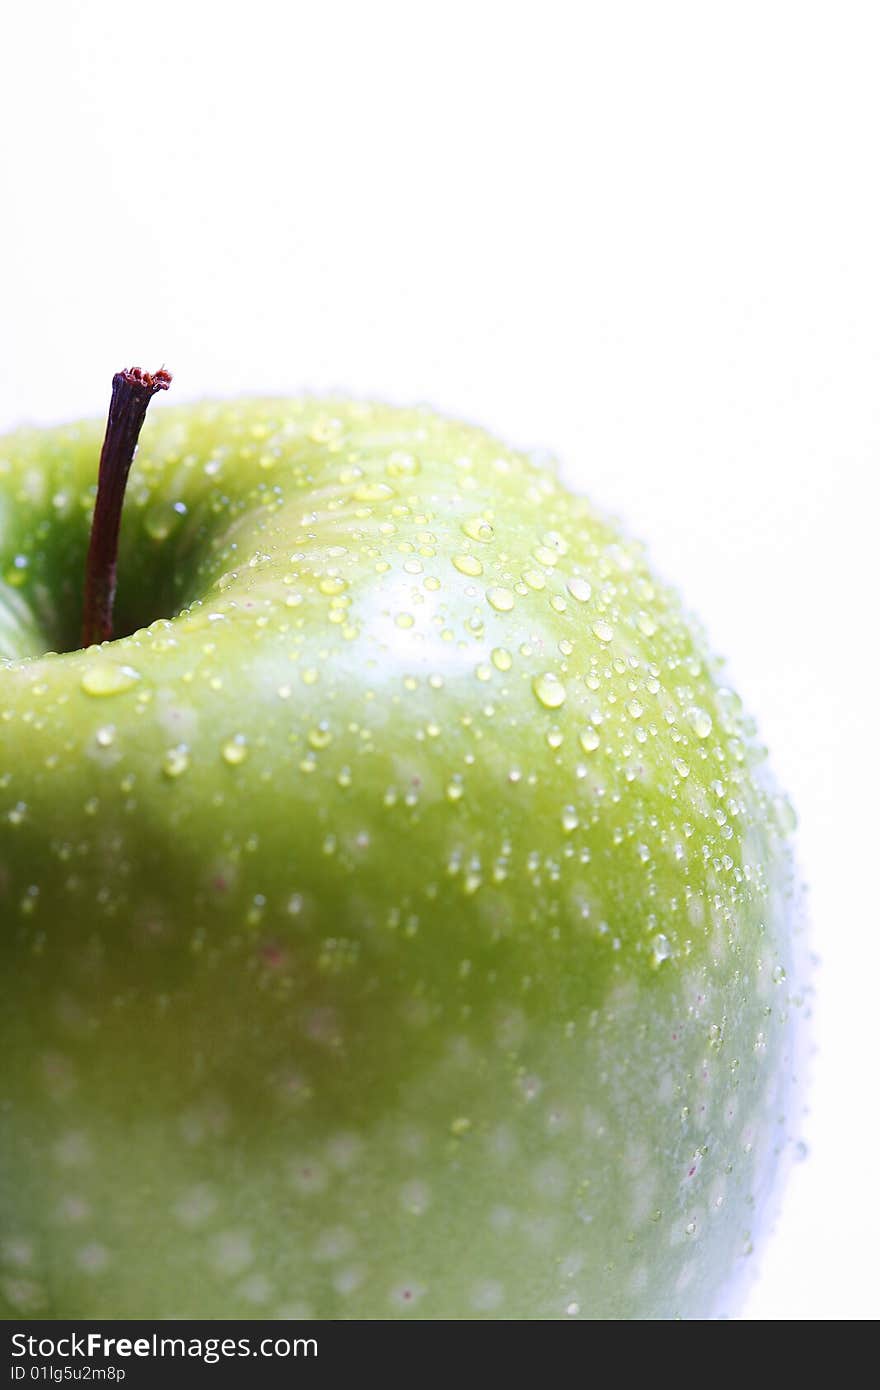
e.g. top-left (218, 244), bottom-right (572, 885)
top-left (0, 400), bottom-right (806, 1319)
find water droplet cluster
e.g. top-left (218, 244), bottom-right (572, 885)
top-left (0, 400), bottom-right (808, 1319)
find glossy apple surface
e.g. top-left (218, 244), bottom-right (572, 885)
top-left (0, 401), bottom-right (806, 1317)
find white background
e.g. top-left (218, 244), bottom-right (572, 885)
top-left (1, 2), bottom-right (877, 1320)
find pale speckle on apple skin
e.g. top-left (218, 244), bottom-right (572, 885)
top-left (470, 1279), bottom-right (504, 1312)
top-left (237, 1272), bottom-right (273, 1306)
top-left (174, 1184), bottom-right (218, 1227)
top-left (0, 400), bottom-right (810, 1318)
top-left (75, 1243), bottom-right (110, 1275)
top-left (333, 1266), bottom-right (364, 1297)
top-left (210, 1230), bottom-right (255, 1277)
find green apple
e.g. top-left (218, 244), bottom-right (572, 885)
top-left (0, 392), bottom-right (806, 1319)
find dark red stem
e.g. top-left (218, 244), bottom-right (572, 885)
top-left (81, 367), bottom-right (172, 648)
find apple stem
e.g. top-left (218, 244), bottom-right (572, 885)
top-left (81, 367), bottom-right (172, 648)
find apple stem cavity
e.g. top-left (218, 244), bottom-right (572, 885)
top-left (81, 366), bottom-right (172, 649)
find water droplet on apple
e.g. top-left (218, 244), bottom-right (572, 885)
top-left (452, 554), bottom-right (483, 577)
top-left (579, 728), bottom-right (600, 753)
top-left (651, 933), bottom-right (672, 967)
top-left (542, 529), bottom-right (569, 556)
top-left (5, 554), bottom-right (28, 587)
top-left (487, 587), bottom-right (515, 612)
top-left (567, 577), bottom-right (592, 603)
top-left (686, 706), bottom-right (713, 739)
top-left (591, 619), bottom-right (614, 643)
top-left (162, 745), bottom-right (190, 778)
top-left (386, 451), bottom-right (420, 478)
top-left (80, 664), bottom-right (141, 697)
top-left (308, 415), bottom-right (343, 444)
top-left (463, 868), bottom-right (482, 894)
top-left (352, 482), bottom-right (395, 502)
top-left (533, 545), bottom-right (560, 567)
top-left (145, 501), bottom-right (185, 541)
top-left (221, 735), bottom-right (248, 766)
top-left (461, 517), bottom-right (494, 543)
top-left (533, 672), bottom-right (566, 709)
